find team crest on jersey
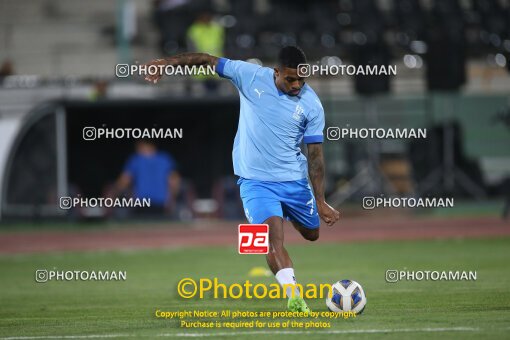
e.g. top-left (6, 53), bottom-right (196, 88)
top-left (292, 104), bottom-right (304, 121)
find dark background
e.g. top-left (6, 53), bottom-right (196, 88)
top-left (66, 99), bottom-right (239, 197)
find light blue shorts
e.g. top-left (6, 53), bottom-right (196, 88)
top-left (238, 177), bottom-right (320, 229)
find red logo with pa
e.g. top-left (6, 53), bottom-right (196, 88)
top-left (238, 224), bottom-right (269, 254)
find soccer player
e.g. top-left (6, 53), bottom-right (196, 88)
top-left (143, 46), bottom-right (340, 312)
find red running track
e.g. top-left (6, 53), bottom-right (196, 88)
top-left (0, 216), bottom-right (508, 254)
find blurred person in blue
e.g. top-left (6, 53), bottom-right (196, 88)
top-left (114, 139), bottom-right (181, 217)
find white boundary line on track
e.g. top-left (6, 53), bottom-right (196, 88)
top-left (1, 327), bottom-right (481, 339)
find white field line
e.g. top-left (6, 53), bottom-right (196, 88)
top-left (1, 327), bottom-right (482, 339)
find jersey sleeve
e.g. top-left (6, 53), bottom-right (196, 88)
top-left (123, 155), bottom-right (137, 176)
top-left (303, 100), bottom-right (325, 144)
top-left (216, 58), bottom-right (260, 92)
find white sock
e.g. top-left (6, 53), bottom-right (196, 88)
top-left (275, 268), bottom-right (300, 298)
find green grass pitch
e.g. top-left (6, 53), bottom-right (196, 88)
top-left (0, 238), bottom-right (509, 339)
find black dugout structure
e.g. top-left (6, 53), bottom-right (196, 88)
top-left (1, 99), bottom-right (240, 220)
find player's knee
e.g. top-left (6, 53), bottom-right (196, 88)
top-left (304, 230), bottom-right (319, 241)
top-left (306, 234), bottom-right (319, 242)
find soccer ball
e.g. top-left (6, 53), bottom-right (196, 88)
top-left (326, 279), bottom-right (367, 314)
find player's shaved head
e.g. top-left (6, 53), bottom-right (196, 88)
top-left (274, 46), bottom-right (307, 96)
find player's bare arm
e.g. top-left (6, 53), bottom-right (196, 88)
top-left (143, 53), bottom-right (219, 84)
top-left (112, 172), bottom-right (131, 197)
top-left (307, 143), bottom-right (340, 226)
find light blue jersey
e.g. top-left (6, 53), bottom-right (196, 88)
top-left (216, 58), bottom-right (325, 182)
